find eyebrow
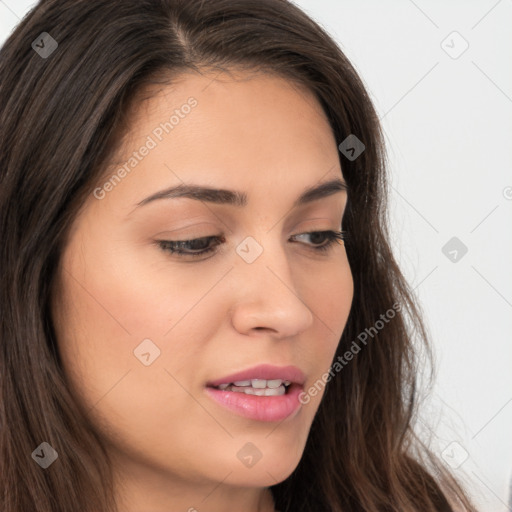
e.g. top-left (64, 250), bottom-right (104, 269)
top-left (133, 177), bottom-right (348, 211)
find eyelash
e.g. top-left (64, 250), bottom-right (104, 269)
top-left (156, 230), bottom-right (347, 259)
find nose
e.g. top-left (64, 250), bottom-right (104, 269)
top-left (229, 235), bottom-right (315, 339)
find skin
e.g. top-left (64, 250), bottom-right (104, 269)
top-left (51, 68), bottom-right (354, 512)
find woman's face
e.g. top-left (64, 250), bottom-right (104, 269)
top-left (52, 69), bottom-right (353, 510)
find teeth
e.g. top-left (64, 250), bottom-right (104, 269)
top-left (236, 378), bottom-right (288, 388)
top-left (214, 378), bottom-right (292, 394)
top-left (264, 387), bottom-right (284, 396)
top-left (233, 380), bottom-right (251, 386)
top-left (215, 383), bottom-right (287, 396)
top-left (233, 385), bottom-right (286, 396)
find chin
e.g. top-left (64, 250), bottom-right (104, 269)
top-left (225, 451), bottom-right (303, 488)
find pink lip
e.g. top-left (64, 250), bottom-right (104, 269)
top-left (204, 383), bottom-right (303, 422)
top-left (206, 364), bottom-right (306, 387)
top-left (204, 364), bottom-right (305, 422)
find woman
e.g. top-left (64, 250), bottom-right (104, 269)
top-left (0, 0), bottom-right (478, 511)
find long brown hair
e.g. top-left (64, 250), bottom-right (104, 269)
top-left (0, 0), bottom-right (478, 510)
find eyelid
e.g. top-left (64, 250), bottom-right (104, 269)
top-left (155, 215), bottom-right (342, 236)
top-left (153, 222), bottom-right (220, 238)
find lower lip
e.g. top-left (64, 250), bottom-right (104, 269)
top-left (204, 384), bottom-right (303, 422)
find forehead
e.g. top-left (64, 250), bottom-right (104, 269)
top-left (96, 69), bottom-right (343, 212)
top-left (118, 68), bottom-right (336, 156)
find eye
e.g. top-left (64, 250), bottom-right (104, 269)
top-left (157, 235), bottom-right (224, 259)
top-left (156, 230), bottom-right (347, 260)
top-left (290, 230), bottom-right (346, 253)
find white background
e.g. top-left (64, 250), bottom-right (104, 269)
top-left (1, 1), bottom-right (511, 510)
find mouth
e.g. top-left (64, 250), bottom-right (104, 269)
top-left (206, 363), bottom-right (305, 389)
top-left (204, 364), bottom-right (305, 422)
top-left (208, 378), bottom-right (293, 396)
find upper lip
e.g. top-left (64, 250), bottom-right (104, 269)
top-left (206, 364), bottom-right (306, 387)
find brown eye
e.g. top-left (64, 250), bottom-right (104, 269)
top-left (158, 236), bottom-right (224, 258)
top-left (290, 230), bottom-right (346, 253)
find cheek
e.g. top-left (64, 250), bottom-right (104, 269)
top-left (296, 258), bottom-right (353, 404)
top-left (56, 230), bottom-right (218, 348)
top-left (52, 233), bottom-right (226, 418)
top-left (52, 251), bottom-right (220, 473)
top-left (305, 256), bottom-right (353, 350)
